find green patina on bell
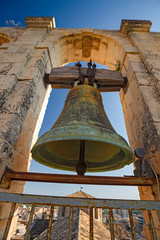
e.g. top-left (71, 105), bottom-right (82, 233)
top-left (31, 84), bottom-right (134, 173)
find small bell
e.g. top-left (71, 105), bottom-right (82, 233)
top-left (31, 82), bottom-right (134, 174)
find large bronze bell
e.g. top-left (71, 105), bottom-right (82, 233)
top-left (31, 83), bottom-right (134, 174)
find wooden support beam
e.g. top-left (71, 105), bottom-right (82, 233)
top-left (46, 67), bottom-right (125, 92)
top-left (0, 168), bottom-right (156, 189)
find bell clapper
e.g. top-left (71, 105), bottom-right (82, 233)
top-left (76, 140), bottom-right (87, 176)
top-left (84, 78), bottom-right (89, 85)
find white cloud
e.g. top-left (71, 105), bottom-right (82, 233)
top-left (5, 20), bottom-right (21, 27)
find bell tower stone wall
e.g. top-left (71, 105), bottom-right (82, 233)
top-left (0, 18), bottom-right (55, 239)
top-left (0, 17), bottom-right (160, 239)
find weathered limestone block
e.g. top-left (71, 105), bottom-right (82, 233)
top-left (129, 32), bottom-right (160, 93)
top-left (82, 33), bottom-right (93, 59)
top-left (0, 63), bottom-right (13, 75)
top-left (5, 63), bottom-right (25, 78)
top-left (2, 81), bottom-right (35, 120)
top-left (144, 58), bottom-right (160, 73)
top-left (0, 32), bottom-right (10, 47)
top-left (19, 51), bottom-right (50, 80)
top-left (74, 34), bottom-right (82, 61)
top-left (133, 72), bottom-right (153, 86)
top-left (25, 17), bottom-right (55, 30)
top-left (0, 27), bottom-right (25, 45)
top-left (0, 114), bottom-right (23, 146)
top-left (0, 50), bottom-right (32, 64)
top-left (5, 44), bottom-right (23, 54)
top-left (152, 69), bottom-right (160, 95)
top-left (121, 68), bottom-right (160, 157)
top-left (12, 148), bottom-right (29, 172)
top-left (15, 122), bottom-right (34, 158)
top-left (120, 19), bottom-right (152, 35)
top-left (16, 29), bottom-right (47, 46)
top-left (90, 36), bottom-right (101, 63)
top-left (58, 37), bottom-right (68, 65)
top-left (123, 53), bottom-right (142, 69)
top-left (125, 58), bottom-right (148, 81)
top-left (97, 40), bottom-right (108, 65)
top-left (66, 34), bottom-right (75, 63)
top-left (17, 49), bottom-right (52, 122)
top-left (139, 86), bottom-right (160, 122)
top-left (0, 64), bottom-right (26, 110)
top-left (0, 139), bottom-right (14, 175)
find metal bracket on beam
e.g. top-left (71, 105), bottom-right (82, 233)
top-left (122, 77), bottom-right (128, 88)
top-left (45, 73), bottom-right (50, 84)
top-left (0, 166), bottom-right (12, 189)
top-left (0, 166), bottom-right (156, 189)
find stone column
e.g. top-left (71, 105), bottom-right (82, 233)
top-left (120, 20), bottom-right (160, 239)
top-left (0, 17), bottom-right (55, 239)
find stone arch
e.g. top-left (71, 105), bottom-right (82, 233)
top-left (48, 29), bottom-right (160, 205)
top-left (48, 30), bottom-right (139, 151)
top-left (50, 31), bottom-right (132, 71)
top-left (48, 29), bottom-right (160, 238)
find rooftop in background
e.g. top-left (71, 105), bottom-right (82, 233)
top-left (67, 190), bottom-right (95, 199)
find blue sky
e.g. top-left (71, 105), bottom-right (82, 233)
top-left (1, 0), bottom-right (160, 199)
top-left (0, 0), bottom-right (160, 31)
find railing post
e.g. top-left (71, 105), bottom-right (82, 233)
top-left (24, 204), bottom-right (35, 240)
top-left (47, 205), bottom-right (54, 240)
top-left (68, 207), bottom-right (74, 240)
top-left (148, 210), bottom-right (158, 240)
top-left (109, 209), bottom-right (115, 240)
top-left (128, 209), bottom-right (135, 240)
top-left (90, 207), bottom-right (94, 240)
top-left (2, 203), bottom-right (16, 240)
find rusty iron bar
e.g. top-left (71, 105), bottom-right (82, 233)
top-left (3, 168), bottom-right (156, 187)
top-left (1, 193), bottom-right (160, 240)
top-left (1, 192), bottom-right (160, 211)
top-left (90, 207), bottom-right (94, 240)
top-left (128, 210), bottom-right (135, 240)
top-left (109, 209), bottom-right (115, 240)
top-left (47, 205), bottom-right (54, 240)
top-left (24, 204), bottom-right (35, 240)
top-left (148, 210), bottom-right (158, 240)
top-left (68, 207), bottom-right (74, 240)
top-left (2, 202), bottom-right (16, 240)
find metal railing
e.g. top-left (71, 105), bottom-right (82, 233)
top-left (1, 192), bottom-right (160, 240)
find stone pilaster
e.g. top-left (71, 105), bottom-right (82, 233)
top-left (0, 17), bottom-right (54, 239)
top-left (120, 19), bottom-right (160, 239)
